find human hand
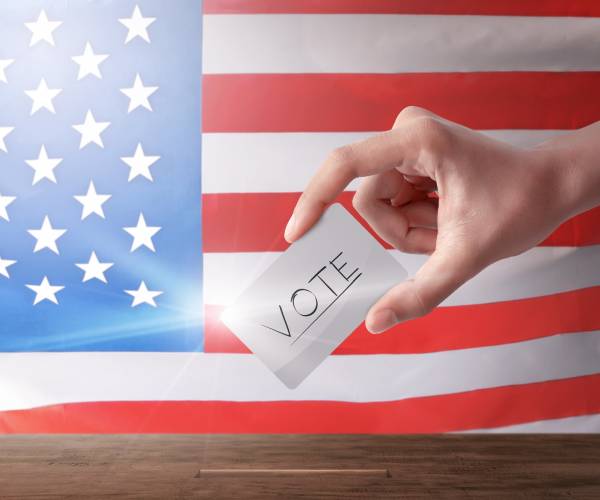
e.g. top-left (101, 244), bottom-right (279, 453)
top-left (284, 106), bottom-right (594, 334)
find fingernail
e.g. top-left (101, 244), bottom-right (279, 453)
top-left (366, 309), bottom-right (398, 334)
top-left (284, 213), bottom-right (296, 242)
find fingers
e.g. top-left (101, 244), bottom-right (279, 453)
top-left (284, 124), bottom-right (426, 243)
top-left (402, 174), bottom-right (437, 193)
top-left (353, 171), bottom-right (438, 253)
top-left (285, 113), bottom-right (452, 243)
top-left (392, 105), bottom-right (442, 129)
top-left (365, 245), bottom-right (480, 334)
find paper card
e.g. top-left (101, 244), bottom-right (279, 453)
top-left (221, 203), bottom-right (408, 388)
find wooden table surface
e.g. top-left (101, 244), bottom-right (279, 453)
top-left (1, 435), bottom-right (599, 499)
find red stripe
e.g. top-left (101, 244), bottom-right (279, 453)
top-left (204, 0), bottom-right (600, 16)
top-left (2, 375), bottom-right (599, 433)
top-left (202, 193), bottom-right (600, 252)
top-left (204, 286), bottom-right (600, 354)
top-left (203, 73), bottom-right (600, 132)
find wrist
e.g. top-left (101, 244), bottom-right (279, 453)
top-left (531, 135), bottom-right (600, 221)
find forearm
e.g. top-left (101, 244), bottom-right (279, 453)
top-left (537, 122), bottom-right (600, 219)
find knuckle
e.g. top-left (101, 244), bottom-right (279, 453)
top-left (326, 145), bottom-right (356, 176)
top-left (393, 240), bottom-right (411, 253)
top-left (395, 105), bottom-right (426, 125)
top-left (352, 186), bottom-right (377, 221)
top-left (327, 145), bottom-right (356, 176)
top-left (413, 116), bottom-right (452, 153)
top-left (391, 233), bottom-right (419, 254)
top-left (411, 283), bottom-right (434, 317)
top-left (351, 190), bottom-right (366, 213)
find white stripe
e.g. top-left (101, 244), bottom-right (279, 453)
top-left (465, 413), bottom-right (600, 433)
top-left (203, 15), bottom-right (600, 74)
top-left (204, 246), bottom-right (600, 307)
top-left (1, 332), bottom-right (599, 412)
top-left (202, 131), bottom-right (568, 193)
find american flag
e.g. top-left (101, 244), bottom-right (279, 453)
top-left (2, 0), bottom-right (600, 433)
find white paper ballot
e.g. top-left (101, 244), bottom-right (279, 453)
top-left (222, 203), bottom-right (408, 388)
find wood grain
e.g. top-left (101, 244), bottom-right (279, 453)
top-left (0, 435), bottom-right (599, 498)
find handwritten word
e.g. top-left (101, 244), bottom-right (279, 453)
top-left (261, 251), bottom-right (362, 342)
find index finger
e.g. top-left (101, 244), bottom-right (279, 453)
top-left (284, 127), bottom-right (420, 242)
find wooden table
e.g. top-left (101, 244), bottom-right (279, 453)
top-left (1, 435), bottom-right (599, 498)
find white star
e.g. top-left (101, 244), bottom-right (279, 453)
top-left (72, 42), bottom-right (109, 80)
top-left (120, 73), bottom-right (158, 113)
top-left (25, 78), bottom-right (62, 115)
top-left (74, 181), bottom-right (112, 220)
top-left (28, 216), bottom-right (67, 255)
top-left (121, 143), bottom-right (160, 182)
top-left (25, 10), bottom-right (62, 47)
top-left (125, 281), bottom-right (163, 307)
top-left (0, 194), bottom-right (16, 221)
top-left (0, 59), bottom-right (14, 83)
top-left (76, 251), bottom-right (114, 284)
top-left (0, 127), bottom-right (14, 153)
top-left (123, 213), bottom-right (161, 252)
top-left (73, 110), bottom-right (110, 149)
top-left (0, 257), bottom-right (16, 279)
top-left (26, 277), bottom-right (64, 305)
top-left (119, 5), bottom-right (156, 44)
top-left (25, 145), bottom-right (63, 185)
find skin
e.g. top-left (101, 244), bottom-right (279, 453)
top-left (284, 106), bottom-right (600, 334)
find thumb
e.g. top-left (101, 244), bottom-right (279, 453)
top-left (365, 247), bottom-right (480, 334)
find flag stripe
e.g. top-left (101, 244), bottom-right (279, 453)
top-left (2, 374), bottom-right (600, 433)
top-left (465, 413), bottom-right (600, 433)
top-left (205, 286), bottom-right (600, 354)
top-left (203, 15), bottom-right (600, 74)
top-left (202, 73), bottom-right (600, 132)
top-left (203, 0), bottom-right (600, 17)
top-left (2, 333), bottom-right (599, 412)
top-left (203, 247), bottom-right (600, 308)
top-left (194, 3), bottom-right (600, 435)
top-left (202, 130), bottom-right (568, 194)
top-left (202, 193), bottom-right (600, 252)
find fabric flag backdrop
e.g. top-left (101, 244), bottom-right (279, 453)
top-left (1, 0), bottom-right (600, 433)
